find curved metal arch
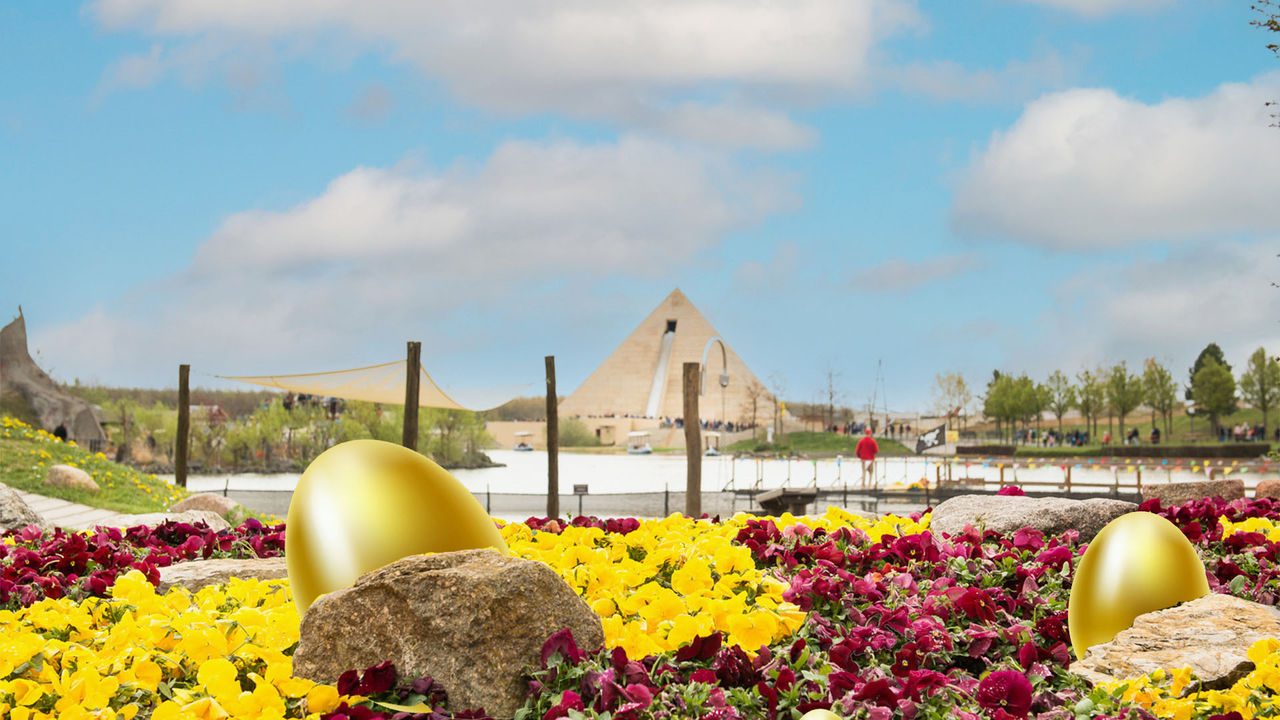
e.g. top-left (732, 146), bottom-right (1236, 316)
top-left (700, 336), bottom-right (730, 396)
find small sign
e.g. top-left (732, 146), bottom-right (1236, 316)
top-left (573, 484), bottom-right (589, 495)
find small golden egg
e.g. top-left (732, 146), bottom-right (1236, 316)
top-left (286, 439), bottom-right (508, 613)
top-left (1068, 511), bottom-right (1209, 659)
top-left (799, 710), bottom-right (843, 720)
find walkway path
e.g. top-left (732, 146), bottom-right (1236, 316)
top-left (16, 489), bottom-right (132, 530)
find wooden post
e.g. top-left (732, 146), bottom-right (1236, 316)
top-left (1066, 464), bottom-right (1072, 493)
top-left (546, 356), bottom-right (559, 519)
top-left (402, 341), bottom-right (421, 450)
top-left (176, 364), bottom-right (190, 489)
top-left (684, 362), bottom-right (702, 517)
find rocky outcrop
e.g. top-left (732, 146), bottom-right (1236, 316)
top-left (929, 495), bottom-right (1135, 542)
top-left (157, 557), bottom-right (288, 593)
top-left (45, 464), bottom-right (100, 493)
top-left (169, 493), bottom-right (241, 518)
top-left (1071, 593), bottom-right (1280, 691)
top-left (0, 483), bottom-right (46, 531)
top-left (1142, 478), bottom-right (1245, 506)
top-left (293, 549), bottom-right (604, 719)
top-left (0, 309), bottom-right (106, 445)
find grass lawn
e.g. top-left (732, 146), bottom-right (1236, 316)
top-left (727, 431), bottom-right (913, 457)
top-left (0, 416), bottom-right (187, 514)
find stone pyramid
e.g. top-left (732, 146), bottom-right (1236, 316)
top-left (559, 290), bottom-right (765, 421)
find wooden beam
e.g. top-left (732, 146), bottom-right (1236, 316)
top-left (403, 341), bottom-right (421, 450)
top-left (176, 364), bottom-right (190, 489)
top-left (684, 362), bottom-right (702, 517)
top-left (546, 356), bottom-right (559, 518)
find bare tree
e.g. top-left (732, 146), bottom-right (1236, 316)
top-left (740, 378), bottom-right (769, 441)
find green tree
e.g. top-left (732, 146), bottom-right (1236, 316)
top-left (1044, 371), bottom-right (1077, 434)
top-left (1240, 347), bottom-right (1280, 436)
top-left (983, 372), bottom-right (1011, 442)
top-left (1142, 358), bottom-right (1178, 436)
top-left (1106, 362), bottom-right (1144, 443)
top-left (1076, 368), bottom-right (1106, 441)
top-left (1188, 343), bottom-right (1231, 400)
top-left (1192, 357), bottom-right (1237, 436)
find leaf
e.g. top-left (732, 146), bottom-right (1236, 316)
top-left (1230, 574), bottom-right (1248, 595)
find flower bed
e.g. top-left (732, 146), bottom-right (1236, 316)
top-left (4, 496), bottom-right (1280, 718)
top-left (1, 519), bottom-right (285, 608)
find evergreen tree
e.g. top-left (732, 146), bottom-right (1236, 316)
top-left (1187, 343), bottom-right (1231, 400)
top-left (1192, 357), bottom-right (1237, 436)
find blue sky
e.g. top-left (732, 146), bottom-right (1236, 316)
top-left (3, 0), bottom-right (1279, 413)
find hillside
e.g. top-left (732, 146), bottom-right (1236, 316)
top-left (0, 416), bottom-right (186, 514)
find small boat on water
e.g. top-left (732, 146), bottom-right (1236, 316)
top-left (513, 431), bottom-right (534, 452)
top-left (626, 431), bottom-right (653, 455)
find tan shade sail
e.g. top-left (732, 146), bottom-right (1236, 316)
top-left (220, 360), bottom-right (469, 410)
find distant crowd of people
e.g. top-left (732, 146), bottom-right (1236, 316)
top-left (827, 420), bottom-right (912, 438)
top-left (657, 417), bottom-right (754, 433)
top-left (1221, 423), bottom-right (1277, 443)
top-left (281, 392), bottom-right (345, 420)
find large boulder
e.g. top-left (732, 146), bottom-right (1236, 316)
top-left (101, 510), bottom-right (231, 532)
top-left (158, 557), bottom-right (288, 593)
top-left (293, 549), bottom-right (604, 719)
top-left (1142, 478), bottom-right (1245, 506)
top-left (0, 483), bottom-right (46, 531)
top-left (1255, 478), bottom-right (1280, 499)
top-left (1071, 593), bottom-right (1280, 691)
top-left (929, 495), bottom-right (1135, 542)
top-left (169, 493), bottom-right (241, 518)
top-left (45, 464), bottom-right (100, 493)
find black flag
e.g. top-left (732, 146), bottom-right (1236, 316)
top-left (915, 423), bottom-right (946, 454)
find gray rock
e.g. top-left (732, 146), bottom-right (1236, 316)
top-left (158, 557), bottom-right (288, 593)
top-left (98, 510), bottom-right (231, 532)
top-left (1071, 593), bottom-right (1280, 691)
top-left (169, 492), bottom-right (241, 518)
top-left (293, 549), bottom-right (604, 719)
top-left (1142, 478), bottom-right (1245, 506)
top-left (0, 482), bottom-right (47, 531)
top-left (929, 494), bottom-right (1135, 542)
top-left (45, 464), bottom-right (99, 493)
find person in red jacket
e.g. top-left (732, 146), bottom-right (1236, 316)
top-left (855, 428), bottom-right (879, 489)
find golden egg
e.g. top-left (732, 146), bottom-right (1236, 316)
top-left (286, 439), bottom-right (508, 613)
top-left (1068, 511), bottom-right (1209, 659)
top-left (799, 710), bottom-right (843, 720)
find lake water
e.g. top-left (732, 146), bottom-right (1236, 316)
top-left (169, 450), bottom-right (1276, 519)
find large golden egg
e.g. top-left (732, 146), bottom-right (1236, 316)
top-left (286, 439), bottom-right (508, 613)
top-left (799, 711), bottom-right (843, 720)
top-left (1068, 511), bottom-right (1209, 659)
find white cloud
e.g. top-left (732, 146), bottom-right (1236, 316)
top-left (852, 254), bottom-right (978, 292)
top-left (952, 74), bottom-right (1280, 249)
top-left (1008, 0), bottom-right (1171, 18)
top-left (31, 136), bottom-right (795, 387)
top-left (1022, 242), bottom-right (1280, 379)
top-left (87, 0), bottom-right (920, 148)
top-left (890, 50), bottom-right (1079, 104)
